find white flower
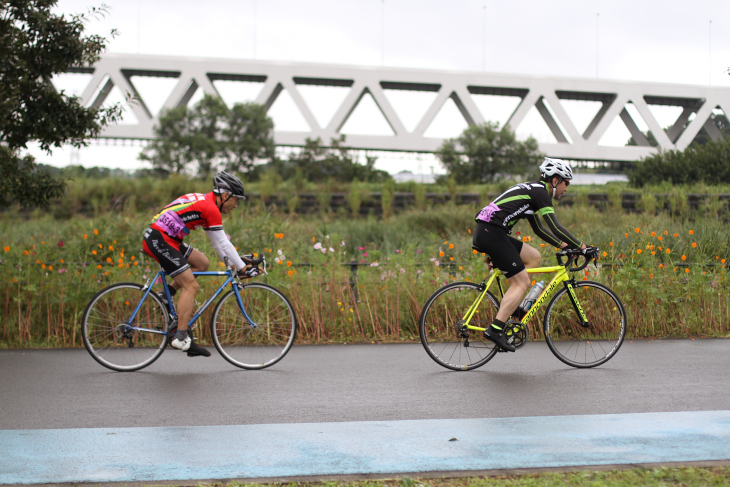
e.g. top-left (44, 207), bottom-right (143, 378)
top-left (399, 268), bottom-right (406, 274)
top-left (320, 248), bottom-right (327, 254)
top-left (435, 260), bottom-right (440, 266)
top-left (370, 262), bottom-right (379, 267)
top-left (329, 247), bottom-right (334, 252)
top-left (313, 242), bottom-right (322, 250)
top-left (277, 249), bottom-right (283, 256)
top-left (340, 241), bottom-right (346, 247)
top-left (429, 257), bottom-right (436, 262)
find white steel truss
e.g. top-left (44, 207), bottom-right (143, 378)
top-left (69, 53), bottom-right (730, 162)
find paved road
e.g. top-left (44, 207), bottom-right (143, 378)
top-left (2, 338), bottom-right (729, 430)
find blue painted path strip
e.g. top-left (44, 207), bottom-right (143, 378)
top-left (2, 410), bottom-right (730, 485)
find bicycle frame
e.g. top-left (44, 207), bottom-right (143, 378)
top-left (461, 264), bottom-right (589, 332)
top-left (124, 269), bottom-right (256, 336)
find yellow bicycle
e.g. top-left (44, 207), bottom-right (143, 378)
top-left (419, 248), bottom-right (627, 370)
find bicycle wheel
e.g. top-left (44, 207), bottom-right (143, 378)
top-left (543, 281), bottom-right (627, 368)
top-left (419, 281), bottom-right (501, 371)
top-left (211, 283), bottom-right (297, 369)
top-left (82, 283), bottom-right (170, 372)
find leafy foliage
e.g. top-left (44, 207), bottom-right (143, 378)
top-left (628, 135), bottom-right (730, 187)
top-left (267, 135), bottom-right (391, 183)
top-left (435, 122), bottom-right (543, 183)
top-left (0, 0), bottom-right (121, 208)
top-left (140, 94), bottom-right (275, 179)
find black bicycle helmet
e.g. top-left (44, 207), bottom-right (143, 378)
top-left (213, 171), bottom-right (246, 199)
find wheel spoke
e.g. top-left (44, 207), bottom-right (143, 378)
top-left (419, 282), bottom-right (500, 371)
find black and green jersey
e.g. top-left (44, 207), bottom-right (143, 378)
top-left (475, 180), bottom-right (582, 248)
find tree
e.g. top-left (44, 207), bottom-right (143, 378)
top-left (0, 1), bottom-right (122, 208)
top-left (435, 122), bottom-right (543, 184)
top-left (141, 95), bottom-right (275, 179)
top-left (270, 135), bottom-right (391, 183)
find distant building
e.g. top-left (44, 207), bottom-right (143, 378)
top-left (392, 171), bottom-right (438, 184)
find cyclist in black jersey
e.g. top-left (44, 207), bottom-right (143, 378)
top-left (472, 157), bottom-right (597, 352)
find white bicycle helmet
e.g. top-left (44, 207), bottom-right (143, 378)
top-left (539, 157), bottom-right (574, 180)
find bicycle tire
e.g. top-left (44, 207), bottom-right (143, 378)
top-left (419, 281), bottom-right (501, 371)
top-left (81, 282), bottom-right (170, 372)
top-left (210, 282), bottom-right (297, 369)
top-left (543, 280), bottom-right (627, 368)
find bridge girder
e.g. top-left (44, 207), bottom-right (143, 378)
top-left (70, 54), bottom-right (730, 162)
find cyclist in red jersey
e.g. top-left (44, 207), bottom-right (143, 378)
top-left (142, 172), bottom-right (258, 357)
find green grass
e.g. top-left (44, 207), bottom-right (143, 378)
top-left (150, 466), bottom-right (730, 486)
top-left (3, 186), bottom-right (730, 348)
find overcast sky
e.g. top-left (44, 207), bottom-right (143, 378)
top-left (28, 0), bottom-right (730, 173)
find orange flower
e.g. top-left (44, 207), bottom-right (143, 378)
top-left (664, 230), bottom-right (668, 235)
top-left (540, 244), bottom-right (545, 248)
top-left (3, 246), bottom-right (8, 252)
top-left (133, 262), bottom-right (138, 266)
top-left (41, 264), bottom-right (46, 269)
top-left (106, 257), bottom-right (112, 263)
top-left (98, 244), bottom-right (102, 249)
top-left (650, 232), bottom-right (656, 237)
top-left (472, 249), bottom-right (477, 254)
top-left (118, 258), bottom-right (123, 264)
top-left (108, 246), bottom-right (114, 251)
top-left (673, 233), bottom-right (678, 237)
top-left (439, 251), bottom-right (444, 257)
top-left (634, 228), bottom-right (640, 233)
top-left (13, 278), bottom-right (17, 283)
top-left (83, 234), bottom-right (87, 239)
top-left (637, 249), bottom-right (642, 254)
top-left (649, 273), bottom-right (654, 279)
top-left (449, 257), bottom-right (454, 261)
top-left (468, 229), bottom-right (471, 234)
top-left (92, 250), bottom-right (97, 255)
top-left (35, 259), bottom-right (41, 264)
top-left (287, 269), bottom-right (296, 277)
top-left (23, 250), bottom-right (29, 255)
top-left (624, 233), bottom-right (628, 238)
top-left (658, 236), bottom-right (663, 241)
top-left (443, 241), bottom-right (448, 245)
top-left (93, 229), bottom-right (98, 235)
top-left (685, 268), bottom-right (690, 273)
top-left (48, 265), bottom-right (53, 271)
top-left (609, 242), bottom-right (614, 247)
top-left (689, 230), bottom-right (694, 235)
top-left (666, 248), bottom-right (671, 254)
top-left (130, 256), bottom-right (135, 261)
top-left (458, 266), bottom-right (463, 270)
top-left (522, 237), bottom-right (527, 242)
top-left (681, 255), bottom-right (687, 261)
top-left (104, 272), bottom-right (108, 276)
top-left (651, 251), bottom-right (655, 255)
top-left (659, 264), bottom-right (664, 269)
top-left (692, 242), bottom-right (697, 248)
top-left (722, 259), bottom-right (726, 264)
top-left (96, 264), bottom-right (102, 269)
top-left (448, 243), bottom-right (454, 249)
top-left (60, 259), bottom-right (64, 264)
top-left (287, 261), bottom-right (292, 267)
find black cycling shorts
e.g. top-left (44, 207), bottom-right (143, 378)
top-left (142, 227), bottom-right (194, 278)
top-left (472, 220), bottom-right (525, 278)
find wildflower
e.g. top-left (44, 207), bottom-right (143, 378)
top-left (609, 242), bottom-right (614, 247)
top-left (312, 237), bottom-right (316, 242)
top-left (666, 248), bottom-right (671, 254)
top-left (35, 259), bottom-right (41, 264)
top-left (651, 251), bottom-right (655, 255)
top-left (23, 250), bottom-right (29, 255)
top-left (329, 247), bottom-right (334, 252)
top-left (60, 259), bottom-right (64, 264)
top-left (277, 249), bottom-right (283, 256)
top-left (722, 259), bottom-right (726, 264)
top-left (3, 246), bottom-right (8, 252)
top-left (287, 261), bottom-right (292, 267)
top-left (13, 278), bottom-right (17, 283)
top-left (370, 262), bottom-right (379, 267)
top-left (659, 264), bottom-right (664, 269)
top-left (399, 268), bottom-right (406, 274)
top-left (358, 247), bottom-right (366, 250)
top-left (416, 270), bottom-right (422, 274)
top-left (473, 249), bottom-right (478, 253)
top-left (658, 236), bottom-right (663, 241)
top-left (650, 232), bottom-right (656, 237)
top-left (468, 229), bottom-right (471, 234)
top-left (83, 234), bottom-right (87, 239)
top-left (602, 251), bottom-right (607, 257)
top-left (664, 230), bottom-right (668, 235)
top-left (396, 249), bottom-right (401, 253)
top-left (118, 258), bottom-right (123, 264)
top-left (130, 256), bottom-right (135, 261)
top-left (649, 273), bottom-right (654, 278)
top-left (439, 251), bottom-right (444, 257)
top-left (287, 269), bottom-right (295, 277)
top-left (692, 242), bottom-right (697, 248)
top-left (449, 257), bottom-right (454, 261)
top-left (94, 229), bottom-right (98, 235)
top-left (341, 241), bottom-right (346, 247)
top-left (443, 240), bottom-right (448, 244)
top-left (522, 237), bottom-right (527, 243)
top-left (681, 255), bottom-right (686, 261)
top-left (48, 265), bottom-right (53, 271)
top-left (673, 233), bottom-right (678, 237)
top-left (685, 268), bottom-right (690, 273)
top-left (314, 242), bottom-right (322, 250)
top-left (92, 250), bottom-right (97, 255)
top-left (416, 249), bottom-right (422, 254)
top-left (448, 243), bottom-right (454, 249)
top-left (104, 271), bottom-right (109, 276)
top-left (108, 246), bottom-right (113, 251)
top-left (634, 227), bottom-right (640, 233)
top-left (363, 252), bottom-right (368, 257)
top-left (637, 249), bottom-right (642, 254)
top-left (57, 240), bottom-right (64, 248)
top-left (41, 264), bottom-right (46, 269)
top-left (98, 244), bottom-right (102, 249)
top-left (458, 266), bottom-right (462, 271)
top-left (624, 233), bottom-right (628, 238)
top-left (689, 230), bottom-right (694, 235)
top-left (540, 244), bottom-right (545, 248)
top-left (106, 257), bottom-right (112, 263)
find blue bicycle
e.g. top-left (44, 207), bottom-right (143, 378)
top-left (81, 254), bottom-right (297, 372)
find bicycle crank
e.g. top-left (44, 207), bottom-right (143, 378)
top-left (504, 320), bottom-right (528, 350)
